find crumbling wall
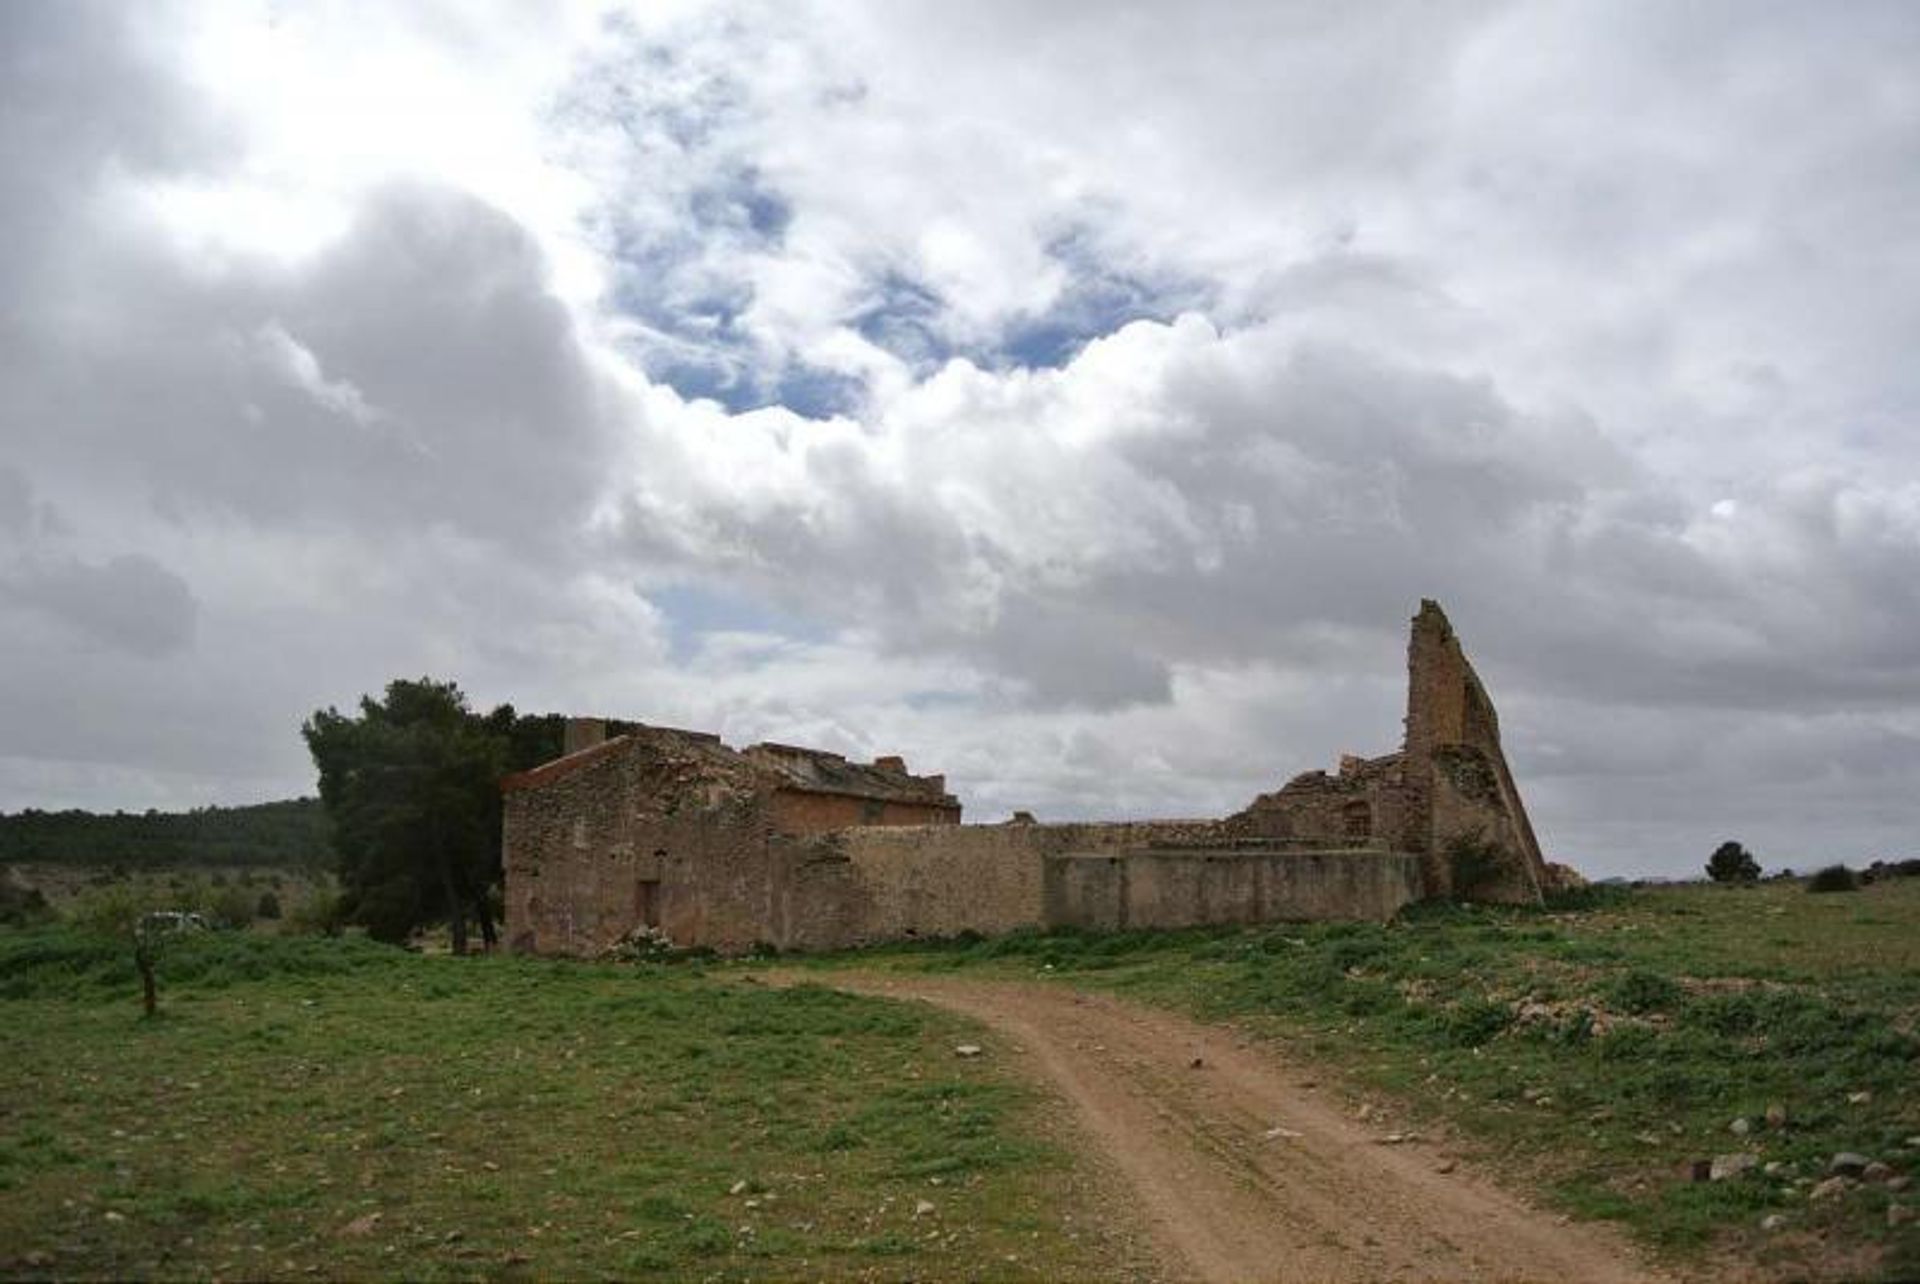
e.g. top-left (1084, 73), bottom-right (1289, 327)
top-left (1226, 753), bottom-right (1423, 853)
top-left (503, 598), bottom-right (1554, 956)
top-left (503, 730), bottom-right (803, 956)
top-left (768, 790), bottom-right (959, 834)
top-left (1217, 601), bottom-right (1548, 905)
top-left (1406, 601), bottom-right (1546, 902)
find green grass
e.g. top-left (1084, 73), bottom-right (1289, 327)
top-left (794, 878), bottom-right (1920, 1280)
top-left (0, 929), bottom-right (1131, 1281)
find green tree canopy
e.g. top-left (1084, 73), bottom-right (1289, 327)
top-left (1705, 840), bottom-right (1761, 884)
top-left (304, 680), bottom-right (516, 952)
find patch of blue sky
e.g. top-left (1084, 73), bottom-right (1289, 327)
top-left (650, 582), bottom-right (834, 663)
top-left (851, 271), bottom-right (953, 372)
top-left (996, 250), bottom-right (1216, 371)
top-left (603, 167), bottom-right (802, 411)
top-left (770, 363), bottom-right (867, 419)
top-left (847, 237), bottom-right (1214, 377)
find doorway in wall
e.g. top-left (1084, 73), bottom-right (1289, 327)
top-left (634, 877), bottom-right (662, 929)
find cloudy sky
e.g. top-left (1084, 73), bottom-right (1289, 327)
top-left (3, 1), bottom-right (1916, 876)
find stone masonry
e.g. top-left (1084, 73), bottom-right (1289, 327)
top-left (502, 600), bottom-right (1549, 956)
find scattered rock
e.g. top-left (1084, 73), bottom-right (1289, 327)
top-left (913, 1200), bottom-right (935, 1218)
top-left (1189, 1056), bottom-right (1206, 1070)
top-left (1759, 1214), bottom-right (1788, 1232)
top-left (1809, 1176), bottom-right (1852, 1202)
top-left (1435, 1158), bottom-right (1458, 1175)
top-left (1765, 1102), bottom-right (1789, 1130)
top-left (481, 1161), bottom-right (499, 1172)
top-left (1263, 1126), bottom-right (1302, 1140)
top-left (1829, 1153), bottom-right (1873, 1178)
top-left (1847, 1090), bottom-right (1873, 1105)
top-left (1710, 1153), bottom-right (1759, 1182)
top-left (1889, 1204), bottom-right (1916, 1228)
top-left (1763, 1161), bottom-right (1788, 1177)
top-left (341, 1212), bottom-right (383, 1237)
top-left (728, 1180), bottom-right (748, 1196)
top-left (102, 1210), bottom-right (126, 1224)
top-left (1729, 1117), bottom-right (1753, 1137)
top-left (954, 1045), bottom-right (983, 1059)
top-left (1355, 1103), bottom-right (1374, 1121)
top-left (1889, 1175), bottom-right (1912, 1192)
top-left (1863, 1161), bottom-right (1896, 1183)
top-left (22, 1251), bottom-right (54, 1268)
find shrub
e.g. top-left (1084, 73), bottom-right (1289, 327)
top-left (1806, 864), bottom-right (1858, 894)
top-left (1445, 830), bottom-right (1506, 899)
top-left (0, 875), bottom-right (54, 927)
top-left (285, 887), bottom-right (345, 937)
top-left (256, 891), bottom-right (282, 919)
top-left (1705, 841), bottom-right (1760, 884)
top-left (210, 884), bottom-right (256, 929)
top-left (1439, 997), bottom-right (1512, 1047)
top-left (1606, 968), bottom-right (1683, 1015)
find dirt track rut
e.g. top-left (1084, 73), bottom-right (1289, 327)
top-left (810, 973), bottom-right (1663, 1284)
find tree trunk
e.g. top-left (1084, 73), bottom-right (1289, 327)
top-left (476, 896), bottom-right (498, 951)
top-left (442, 866), bottom-right (468, 956)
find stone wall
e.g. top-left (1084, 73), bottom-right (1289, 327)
top-left (1405, 601), bottom-right (1547, 902)
top-left (502, 598), bottom-right (1556, 956)
top-left (1044, 848), bottom-right (1422, 931)
top-left (1216, 600), bottom-right (1548, 906)
top-left (825, 819), bottom-right (1223, 943)
top-left (502, 728), bottom-right (798, 956)
top-left (769, 789), bottom-right (958, 834)
top-left (1227, 752), bottom-right (1424, 854)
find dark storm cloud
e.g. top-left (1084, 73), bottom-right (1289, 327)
top-left (4, 552), bottom-right (197, 658)
top-left (4, 184), bottom-right (614, 552)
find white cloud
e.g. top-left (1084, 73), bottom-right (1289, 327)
top-left (1, 1), bottom-right (1917, 878)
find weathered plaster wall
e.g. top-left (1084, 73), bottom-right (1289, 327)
top-left (1044, 849), bottom-right (1421, 931)
top-left (827, 820), bottom-right (1223, 943)
top-left (769, 790), bottom-right (958, 834)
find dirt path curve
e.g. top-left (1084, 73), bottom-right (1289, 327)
top-left (800, 972), bottom-right (1664, 1284)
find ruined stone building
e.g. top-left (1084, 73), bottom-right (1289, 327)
top-left (503, 601), bottom-right (1550, 956)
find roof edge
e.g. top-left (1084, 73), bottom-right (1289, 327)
top-left (501, 734), bottom-right (633, 794)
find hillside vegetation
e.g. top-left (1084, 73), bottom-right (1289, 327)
top-left (0, 800), bottom-right (331, 870)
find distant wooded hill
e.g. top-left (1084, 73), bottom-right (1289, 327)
top-left (0, 799), bottom-right (332, 869)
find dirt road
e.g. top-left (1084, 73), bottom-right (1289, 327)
top-left (809, 973), bottom-right (1663, 1284)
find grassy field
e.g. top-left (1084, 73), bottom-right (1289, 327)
top-left (6, 878), bottom-right (1916, 1282)
top-left (799, 877), bottom-right (1920, 1280)
top-left (0, 931), bottom-right (1143, 1282)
